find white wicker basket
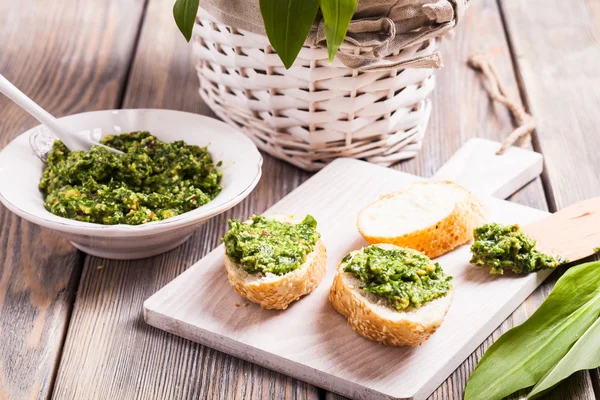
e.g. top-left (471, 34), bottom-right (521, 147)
top-left (192, 9), bottom-right (437, 171)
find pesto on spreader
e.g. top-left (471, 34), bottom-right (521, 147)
top-left (342, 246), bottom-right (452, 311)
top-left (39, 132), bottom-right (222, 225)
top-left (470, 223), bottom-right (566, 274)
top-left (222, 215), bottom-right (320, 276)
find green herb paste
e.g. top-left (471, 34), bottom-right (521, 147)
top-left (222, 215), bottom-right (320, 276)
top-left (39, 132), bottom-right (222, 225)
top-left (470, 223), bottom-right (566, 274)
top-left (342, 246), bottom-right (452, 311)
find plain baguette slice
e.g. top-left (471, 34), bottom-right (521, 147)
top-left (357, 181), bottom-right (487, 258)
top-left (329, 244), bottom-right (454, 346)
top-left (224, 214), bottom-right (327, 310)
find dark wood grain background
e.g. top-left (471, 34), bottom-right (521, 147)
top-left (1, 0), bottom-right (599, 399)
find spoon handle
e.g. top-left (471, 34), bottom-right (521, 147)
top-left (0, 74), bottom-right (84, 151)
top-left (523, 196), bottom-right (600, 262)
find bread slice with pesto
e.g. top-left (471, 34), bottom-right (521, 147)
top-left (329, 244), bottom-right (454, 346)
top-left (223, 213), bottom-right (327, 310)
top-left (357, 181), bottom-right (487, 258)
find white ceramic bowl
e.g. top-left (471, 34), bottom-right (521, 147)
top-left (0, 109), bottom-right (262, 259)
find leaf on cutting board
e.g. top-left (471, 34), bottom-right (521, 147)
top-left (319, 0), bottom-right (358, 62)
top-left (259, 0), bottom-right (320, 69)
top-left (173, 0), bottom-right (200, 42)
top-left (464, 260), bottom-right (600, 400)
top-left (527, 316), bottom-right (600, 399)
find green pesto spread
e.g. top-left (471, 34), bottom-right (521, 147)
top-left (222, 215), bottom-right (320, 276)
top-left (342, 246), bottom-right (452, 311)
top-left (39, 132), bottom-right (222, 225)
top-left (470, 223), bottom-right (566, 274)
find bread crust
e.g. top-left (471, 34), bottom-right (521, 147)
top-left (329, 244), bottom-right (454, 346)
top-left (224, 214), bottom-right (327, 310)
top-left (357, 181), bottom-right (487, 258)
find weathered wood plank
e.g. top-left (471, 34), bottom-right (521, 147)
top-left (498, 0), bottom-right (600, 397)
top-left (0, 1), bottom-right (146, 399)
top-left (499, 0), bottom-right (600, 210)
top-left (50, 0), bottom-right (319, 399)
top-left (582, 1), bottom-right (600, 395)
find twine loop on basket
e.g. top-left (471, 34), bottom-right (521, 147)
top-left (468, 53), bottom-right (536, 155)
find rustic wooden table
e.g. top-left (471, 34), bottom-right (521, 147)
top-left (1, 0), bottom-right (599, 399)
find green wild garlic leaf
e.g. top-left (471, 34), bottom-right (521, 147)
top-left (464, 260), bottom-right (600, 400)
top-left (527, 316), bottom-right (600, 398)
top-left (319, 0), bottom-right (357, 62)
top-left (259, 0), bottom-right (320, 69)
top-left (173, 0), bottom-right (200, 42)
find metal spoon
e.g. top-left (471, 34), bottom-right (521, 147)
top-left (0, 74), bottom-right (123, 159)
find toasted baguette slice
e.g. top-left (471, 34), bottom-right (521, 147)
top-left (224, 214), bottom-right (327, 310)
top-left (329, 244), bottom-right (454, 346)
top-left (357, 181), bottom-right (487, 258)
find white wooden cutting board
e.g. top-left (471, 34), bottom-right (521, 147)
top-left (144, 157), bottom-right (549, 400)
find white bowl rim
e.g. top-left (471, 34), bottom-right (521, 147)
top-left (0, 108), bottom-right (263, 237)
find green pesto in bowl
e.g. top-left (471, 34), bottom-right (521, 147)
top-left (470, 223), bottom-right (566, 274)
top-left (342, 245), bottom-right (452, 311)
top-left (39, 132), bottom-right (222, 225)
top-left (222, 215), bottom-right (320, 276)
